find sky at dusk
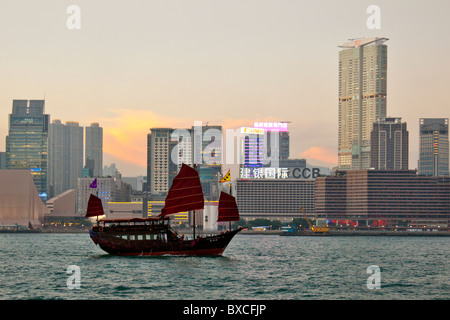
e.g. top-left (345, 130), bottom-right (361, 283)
top-left (1, 0), bottom-right (449, 176)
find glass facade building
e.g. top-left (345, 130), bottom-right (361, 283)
top-left (370, 117), bottom-right (408, 170)
top-left (6, 100), bottom-right (49, 200)
top-left (418, 118), bottom-right (449, 177)
top-left (243, 133), bottom-right (264, 168)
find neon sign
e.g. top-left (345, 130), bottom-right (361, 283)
top-left (239, 167), bottom-right (320, 179)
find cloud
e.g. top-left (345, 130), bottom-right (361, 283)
top-left (101, 109), bottom-right (189, 170)
top-left (101, 110), bottom-right (286, 169)
top-left (99, 109), bottom-right (337, 175)
top-left (299, 146), bottom-right (337, 167)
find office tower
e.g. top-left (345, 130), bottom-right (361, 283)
top-left (191, 124), bottom-right (222, 166)
top-left (192, 124), bottom-right (222, 199)
top-left (103, 163), bottom-right (118, 177)
top-left (85, 123), bottom-right (103, 177)
top-left (253, 121), bottom-right (290, 166)
top-left (240, 127), bottom-right (264, 168)
top-left (279, 131), bottom-right (290, 159)
top-left (48, 120), bottom-right (84, 198)
top-left (370, 117), bottom-right (408, 170)
top-left (418, 118), bottom-right (449, 176)
top-left (6, 100), bottom-right (50, 199)
top-left (338, 38), bottom-right (388, 170)
top-left (170, 128), bottom-right (192, 169)
top-left (264, 131), bottom-right (290, 161)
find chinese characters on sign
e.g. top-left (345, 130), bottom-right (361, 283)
top-left (253, 122), bottom-right (288, 132)
top-left (239, 167), bottom-right (321, 179)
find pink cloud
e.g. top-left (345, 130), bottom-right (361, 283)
top-left (299, 146), bottom-right (337, 166)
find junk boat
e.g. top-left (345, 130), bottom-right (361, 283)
top-left (86, 164), bottom-right (245, 256)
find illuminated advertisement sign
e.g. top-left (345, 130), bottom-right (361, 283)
top-left (239, 167), bottom-right (320, 179)
top-left (241, 127), bottom-right (265, 135)
top-left (253, 122), bottom-right (288, 132)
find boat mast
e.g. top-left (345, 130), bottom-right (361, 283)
top-left (193, 164), bottom-right (197, 239)
top-left (193, 210), bottom-right (196, 239)
top-left (96, 183), bottom-right (99, 225)
top-left (229, 183), bottom-right (232, 230)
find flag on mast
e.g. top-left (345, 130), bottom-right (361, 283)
top-left (89, 178), bottom-right (97, 188)
top-left (220, 170), bottom-right (231, 183)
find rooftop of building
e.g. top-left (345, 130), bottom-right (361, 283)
top-left (339, 37), bottom-right (389, 49)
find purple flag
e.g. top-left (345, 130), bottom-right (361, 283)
top-left (89, 178), bottom-right (97, 188)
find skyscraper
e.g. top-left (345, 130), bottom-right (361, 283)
top-left (85, 123), bottom-right (103, 177)
top-left (338, 38), bottom-right (388, 170)
top-left (240, 127), bottom-right (264, 168)
top-left (48, 120), bottom-right (84, 198)
top-left (370, 117), bottom-right (409, 170)
top-left (418, 118), bottom-right (449, 176)
top-left (146, 125), bottom-right (222, 199)
top-left (147, 128), bottom-right (174, 194)
top-left (6, 100), bottom-right (50, 199)
top-left (192, 124), bottom-right (222, 199)
top-left (253, 121), bottom-right (290, 166)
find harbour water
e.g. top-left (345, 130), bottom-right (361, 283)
top-left (0, 233), bottom-right (448, 300)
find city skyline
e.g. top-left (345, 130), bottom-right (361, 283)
top-left (1, 1), bottom-right (450, 176)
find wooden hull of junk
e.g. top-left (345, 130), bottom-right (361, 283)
top-left (88, 218), bottom-right (244, 256)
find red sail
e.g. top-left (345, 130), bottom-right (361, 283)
top-left (160, 164), bottom-right (204, 217)
top-left (217, 191), bottom-right (240, 222)
top-left (85, 194), bottom-right (104, 217)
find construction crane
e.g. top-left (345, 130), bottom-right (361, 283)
top-left (299, 206), bottom-right (329, 234)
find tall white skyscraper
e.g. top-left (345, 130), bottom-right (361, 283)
top-left (338, 38), bottom-right (388, 170)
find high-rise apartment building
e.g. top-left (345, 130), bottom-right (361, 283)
top-left (85, 123), bottom-right (103, 177)
top-left (370, 117), bottom-right (408, 170)
top-left (418, 118), bottom-right (449, 176)
top-left (48, 120), bottom-right (84, 198)
top-left (338, 38), bottom-right (388, 170)
top-left (6, 100), bottom-right (49, 200)
top-left (147, 128), bottom-right (175, 194)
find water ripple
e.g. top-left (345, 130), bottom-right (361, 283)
top-left (0, 233), bottom-right (448, 299)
